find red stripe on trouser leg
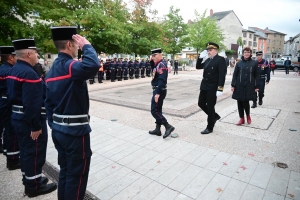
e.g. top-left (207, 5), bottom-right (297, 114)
top-left (76, 136), bottom-right (86, 200)
top-left (35, 140), bottom-right (38, 190)
top-left (155, 102), bottom-right (165, 123)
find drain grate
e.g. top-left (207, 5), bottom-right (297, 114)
top-left (43, 161), bottom-right (99, 200)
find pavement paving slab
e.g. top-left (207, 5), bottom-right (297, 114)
top-left (2, 70), bottom-right (300, 200)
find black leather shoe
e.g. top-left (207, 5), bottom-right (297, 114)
top-left (215, 115), bottom-right (221, 124)
top-left (7, 161), bottom-right (21, 170)
top-left (201, 128), bottom-right (213, 134)
top-left (163, 123), bottom-right (175, 139)
top-left (27, 183), bottom-right (57, 198)
top-left (258, 100), bottom-right (263, 105)
top-left (251, 102), bottom-right (257, 108)
top-left (24, 177), bottom-right (49, 195)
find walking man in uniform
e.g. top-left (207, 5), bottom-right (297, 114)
top-left (7, 39), bottom-right (57, 197)
top-left (251, 51), bottom-right (270, 108)
top-left (45, 26), bottom-right (100, 200)
top-left (148, 48), bottom-right (175, 139)
top-left (0, 46), bottom-right (21, 170)
top-left (196, 42), bottom-right (227, 134)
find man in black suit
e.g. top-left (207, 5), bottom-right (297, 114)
top-left (196, 42), bottom-right (227, 134)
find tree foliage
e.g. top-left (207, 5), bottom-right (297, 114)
top-left (162, 6), bottom-right (188, 59)
top-left (187, 10), bottom-right (225, 54)
top-left (237, 36), bottom-right (243, 48)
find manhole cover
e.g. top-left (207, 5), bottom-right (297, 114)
top-left (272, 162), bottom-right (288, 169)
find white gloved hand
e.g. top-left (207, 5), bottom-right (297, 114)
top-left (199, 50), bottom-right (208, 58)
top-left (216, 91), bottom-right (223, 97)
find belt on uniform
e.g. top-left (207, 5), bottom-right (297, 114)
top-left (1, 94), bottom-right (7, 99)
top-left (12, 105), bottom-right (46, 115)
top-left (152, 86), bottom-right (167, 90)
top-left (260, 75), bottom-right (266, 78)
top-left (53, 113), bottom-right (90, 126)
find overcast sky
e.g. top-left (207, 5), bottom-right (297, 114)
top-left (150, 0), bottom-right (299, 40)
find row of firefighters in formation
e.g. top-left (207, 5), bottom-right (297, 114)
top-left (92, 58), bottom-right (154, 83)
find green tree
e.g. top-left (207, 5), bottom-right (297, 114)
top-left (237, 36), bottom-right (243, 48)
top-left (187, 10), bottom-right (225, 54)
top-left (127, 0), bottom-right (163, 57)
top-left (0, 0), bottom-right (43, 44)
top-left (162, 6), bottom-right (188, 60)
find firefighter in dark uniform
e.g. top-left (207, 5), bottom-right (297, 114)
top-left (0, 46), bottom-right (21, 170)
top-left (148, 48), bottom-right (175, 139)
top-left (45, 26), bottom-right (100, 200)
top-left (110, 58), bottom-right (116, 82)
top-left (140, 58), bottom-right (146, 78)
top-left (7, 39), bottom-right (57, 197)
top-left (123, 58), bottom-right (129, 80)
top-left (145, 57), bottom-right (151, 77)
top-left (116, 58), bottom-right (123, 81)
top-left (104, 59), bottom-right (111, 80)
top-left (251, 51), bottom-right (270, 108)
top-left (174, 60), bottom-right (179, 75)
top-left (134, 58), bottom-right (140, 78)
top-left (196, 42), bottom-right (227, 134)
top-left (128, 58), bottom-right (134, 79)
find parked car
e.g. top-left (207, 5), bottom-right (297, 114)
top-left (274, 57), bottom-right (297, 70)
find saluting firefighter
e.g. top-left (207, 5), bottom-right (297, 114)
top-left (149, 48), bottom-right (175, 139)
top-left (0, 46), bottom-right (21, 170)
top-left (251, 51), bottom-right (270, 108)
top-left (45, 26), bottom-right (100, 200)
top-left (7, 39), bottom-right (57, 197)
top-left (196, 42), bottom-right (227, 134)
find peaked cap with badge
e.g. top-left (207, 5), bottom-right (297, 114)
top-left (51, 26), bottom-right (77, 41)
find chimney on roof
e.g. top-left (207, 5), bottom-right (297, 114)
top-left (210, 9), bottom-right (213, 16)
top-left (266, 27), bottom-right (269, 30)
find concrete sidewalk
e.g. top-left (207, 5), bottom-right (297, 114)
top-left (1, 70), bottom-right (300, 200)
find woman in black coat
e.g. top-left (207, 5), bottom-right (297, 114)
top-left (231, 47), bottom-right (260, 125)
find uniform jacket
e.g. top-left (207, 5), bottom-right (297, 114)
top-left (284, 59), bottom-right (291, 66)
top-left (45, 44), bottom-right (100, 136)
top-left (139, 61), bottom-right (145, 68)
top-left (151, 59), bottom-right (168, 94)
top-left (104, 61), bottom-right (110, 71)
top-left (0, 62), bottom-right (13, 109)
top-left (7, 60), bottom-right (44, 131)
top-left (257, 59), bottom-right (270, 82)
top-left (174, 61), bottom-right (178, 68)
top-left (134, 61), bottom-right (140, 69)
top-left (196, 54), bottom-right (227, 91)
top-left (122, 61), bottom-right (128, 69)
top-left (231, 56), bottom-right (260, 101)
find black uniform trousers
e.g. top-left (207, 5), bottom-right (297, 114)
top-left (254, 79), bottom-right (266, 101)
top-left (174, 67), bottom-right (178, 75)
top-left (198, 90), bottom-right (220, 130)
top-left (11, 118), bottom-right (47, 191)
top-left (110, 69), bottom-right (115, 82)
top-left (135, 68), bottom-right (140, 78)
top-left (129, 68), bottom-right (134, 78)
top-left (146, 67), bottom-right (151, 77)
top-left (52, 131), bottom-right (91, 200)
top-left (105, 70), bottom-right (110, 80)
top-left (141, 67), bottom-right (145, 77)
top-left (151, 90), bottom-right (167, 125)
top-left (123, 68), bottom-right (128, 80)
top-left (0, 102), bottom-right (19, 161)
top-left (285, 66), bottom-right (289, 74)
top-left (98, 71), bottom-right (104, 83)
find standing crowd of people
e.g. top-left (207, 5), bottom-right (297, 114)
top-left (87, 57), bottom-right (180, 84)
